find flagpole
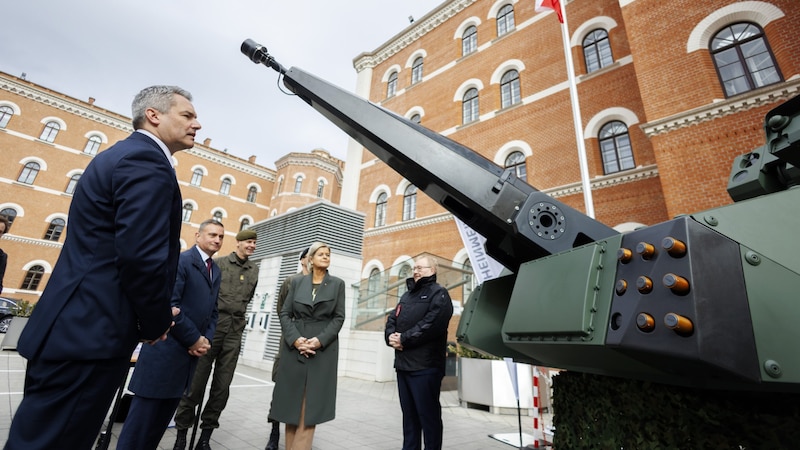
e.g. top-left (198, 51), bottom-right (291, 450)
top-left (558, 0), bottom-right (596, 218)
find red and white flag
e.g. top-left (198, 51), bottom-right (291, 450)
top-left (535, 0), bottom-right (563, 23)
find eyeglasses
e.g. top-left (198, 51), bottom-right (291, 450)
top-left (413, 266), bottom-right (431, 272)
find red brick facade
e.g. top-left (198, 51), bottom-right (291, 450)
top-left (349, 0), bottom-right (799, 280)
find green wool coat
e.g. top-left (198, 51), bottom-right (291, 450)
top-left (269, 271), bottom-right (346, 426)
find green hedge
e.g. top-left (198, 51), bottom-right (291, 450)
top-left (553, 371), bottom-right (800, 449)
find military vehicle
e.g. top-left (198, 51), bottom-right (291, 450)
top-left (240, 39), bottom-right (800, 393)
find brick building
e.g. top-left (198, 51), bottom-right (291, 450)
top-left (341, 0), bottom-right (799, 304)
top-left (0, 72), bottom-right (343, 304)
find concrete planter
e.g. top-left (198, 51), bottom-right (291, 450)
top-left (1, 316), bottom-right (29, 351)
top-left (457, 357), bottom-right (535, 415)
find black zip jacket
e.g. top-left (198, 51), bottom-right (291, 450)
top-left (385, 274), bottom-right (454, 371)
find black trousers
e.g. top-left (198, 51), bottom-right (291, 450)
top-left (116, 395), bottom-right (181, 450)
top-left (5, 356), bottom-right (130, 450)
top-left (396, 368), bottom-right (445, 450)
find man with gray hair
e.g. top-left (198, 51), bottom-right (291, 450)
top-left (5, 86), bottom-right (200, 450)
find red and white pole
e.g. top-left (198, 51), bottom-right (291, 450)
top-left (532, 367), bottom-right (540, 448)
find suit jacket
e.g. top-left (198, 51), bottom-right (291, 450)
top-left (128, 246), bottom-right (220, 398)
top-left (18, 132), bottom-right (181, 361)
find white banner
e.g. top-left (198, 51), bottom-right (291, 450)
top-left (454, 218), bottom-right (506, 285)
top-left (504, 357), bottom-right (520, 401)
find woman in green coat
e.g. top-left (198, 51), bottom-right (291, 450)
top-left (269, 241), bottom-right (346, 450)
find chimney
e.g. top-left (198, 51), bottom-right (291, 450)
top-left (88, 97), bottom-right (95, 105)
top-left (203, 138), bottom-right (212, 146)
top-left (248, 155), bottom-right (257, 164)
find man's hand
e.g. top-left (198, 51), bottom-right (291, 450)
top-left (143, 307), bottom-right (181, 345)
top-left (389, 332), bottom-right (403, 351)
top-left (188, 336), bottom-right (211, 356)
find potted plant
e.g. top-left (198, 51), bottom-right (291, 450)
top-left (1, 299), bottom-right (35, 351)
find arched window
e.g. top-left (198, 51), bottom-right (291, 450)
top-left (0, 209), bottom-right (17, 232)
top-left (500, 70), bottom-right (521, 108)
top-left (462, 25), bottom-right (478, 56)
top-left (219, 177), bottom-right (232, 195)
top-left (213, 211), bottom-right (224, 222)
top-left (387, 71), bottom-right (398, 98)
top-left (711, 22), bottom-right (782, 97)
top-left (18, 162), bottom-right (40, 185)
top-left (397, 264), bottom-right (412, 298)
top-left (505, 151), bottom-right (527, 180)
top-left (367, 268), bottom-right (382, 309)
top-left (40, 121), bottom-right (60, 142)
top-left (316, 180), bottom-right (324, 198)
top-left (368, 268), bottom-right (381, 295)
top-left (402, 185), bottom-right (417, 221)
top-left (599, 121), bottom-right (635, 174)
top-left (20, 265), bottom-right (45, 291)
top-left (375, 192), bottom-right (387, 227)
top-left (191, 169), bottom-right (204, 186)
top-left (583, 29), bottom-right (614, 73)
top-left (294, 175), bottom-right (303, 193)
top-left (65, 174), bottom-right (81, 195)
top-left (44, 218), bottom-right (66, 241)
top-left (277, 177), bottom-right (284, 194)
top-left (411, 57), bottom-right (424, 84)
top-left (84, 135), bottom-right (102, 155)
top-left (240, 218), bottom-right (250, 231)
top-left (247, 186), bottom-right (258, 203)
top-left (182, 204), bottom-right (193, 222)
top-left (462, 88), bottom-right (479, 124)
top-left (410, 114), bottom-right (421, 124)
top-left (497, 4), bottom-right (515, 37)
top-left (0, 105), bottom-right (14, 128)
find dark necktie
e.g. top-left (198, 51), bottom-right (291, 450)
top-left (206, 258), bottom-right (213, 280)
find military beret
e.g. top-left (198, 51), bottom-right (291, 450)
top-left (236, 229), bottom-right (257, 241)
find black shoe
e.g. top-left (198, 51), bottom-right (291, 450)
top-left (265, 423), bottom-right (280, 450)
top-left (173, 430), bottom-right (187, 450)
top-left (194, 428), bottom-right (213, 450)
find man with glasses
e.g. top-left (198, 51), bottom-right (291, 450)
top-left (385, 255), bottom-right (454, 450)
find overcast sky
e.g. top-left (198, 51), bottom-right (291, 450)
top-left (1, 0), bottom-right (444, 166)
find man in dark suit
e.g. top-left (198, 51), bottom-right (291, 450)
top-left (5, 86), bottom-right (201, 450)
top-left (116, 219), bottom-right (223, 450)
top-left (172, 229), bottom-right (259, 450)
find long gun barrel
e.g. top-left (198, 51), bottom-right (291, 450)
top-left (240, 39), bottom-right (616, 272)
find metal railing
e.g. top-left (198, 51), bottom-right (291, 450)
top-left (351, 253), bottom-right (474, 331)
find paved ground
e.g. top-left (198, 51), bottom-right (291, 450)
top-left (0, 344), bottom-right (552, 449)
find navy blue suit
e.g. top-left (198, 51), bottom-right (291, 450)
top-left (5, 132), bottom-right (182, 450)
top-left (116, 246), bottom-right (220, 449)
